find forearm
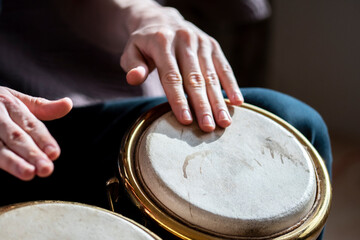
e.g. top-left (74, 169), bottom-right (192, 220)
top-left (56, 0), bottom-right (243, 133)
top-left (54, 0), bottom-right (164, 53)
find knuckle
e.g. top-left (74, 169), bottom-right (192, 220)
top-left (209, 37), bottom-right (220, 49)
top-left (221, 63), bottom-right (233, 75)
top-left (27, 149), bottom-right (41, 160)
top-left (198, 36), bottom-right (211, 50)
top-left (230, 82), bottom-right (240, 91)
top-left (186, 72), bottom-right (205, 88)
top-left (22, 118), bottom-right (38, 133)
top-left (0, 94), bottom-right (17, 108)
top-left (163, 49), bottom-right (174, 58)
top-left (197, 99), bottom-right (211, 112)
top-left (183, 47), bottom-right (196, 59)
top-left (163, 7), bottom-right (182, 18)
top-left (9, 130), bottom-right (25, 143)
top-left (31, 97), bottom-right (45, 107)
top-left (204, 72), bottom-right (220, 86)
top-left (172, 96), bottom-right (188, 107)
top-left (176, 28), bottom-right (195, 45)
top-left (154, 30), bottom-right (173, 46)
top-left (214, 102), bottom-right (227, 111)
top-left (162, 71), bottom-right (183, 86)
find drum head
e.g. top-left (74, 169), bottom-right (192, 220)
top-left (137, 105), bottom-right (316, 237)
top-left (0, 201), bottom-right (160, 240)
top-left (120, 102), bottom-right (332, 240)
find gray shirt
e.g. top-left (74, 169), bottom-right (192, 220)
top-left (0, 0), bottom-right (164, 106)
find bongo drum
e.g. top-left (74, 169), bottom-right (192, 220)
top-left (0, 201), bottom-right (161, 240)
top-left (114, 102), bottom-right (332, 239)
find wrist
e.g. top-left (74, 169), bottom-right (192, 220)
top-left (114, 0), bottom-right (163, 34)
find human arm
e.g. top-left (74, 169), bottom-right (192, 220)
top-left (55, 0), bottom-right (244, 132)
top-left (0, 87), bottom-right (72, 180)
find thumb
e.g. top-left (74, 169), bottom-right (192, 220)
top-left (7, 88), bottom-right (73, 121)
top-left (120, 44), bottom-right (149, 85)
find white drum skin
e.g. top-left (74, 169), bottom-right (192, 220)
top-left (0, 201), bottom-right (159, 240)
top-left (137, 105), bottom-right (317, 237)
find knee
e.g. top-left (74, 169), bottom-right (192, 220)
top-left (242, 88), bottom-right (332, 173)
top-left (286, 100), bottom-right (329, 147)
top-left (287, 102), bottom-right (333, 177)
top-left (242, 88), bottom-right (327, 141)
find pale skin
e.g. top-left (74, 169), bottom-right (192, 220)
top-left (0, 87), bottom-right (73, 180)
top-left (0, 0), bottom-right (243, 180)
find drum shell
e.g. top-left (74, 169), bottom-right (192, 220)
top-left (113, 102), bottom-right (332, 240)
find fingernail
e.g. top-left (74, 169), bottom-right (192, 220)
top-left (18, 164), bottom-right (35, 176)
top-left (36, 159), bottom-right (54, 176)
top-left (234, 92), bottom-right (244, 103)
top-left (182, 110), bottom-right (192, 121)
top-left (44, 145), bottom-right (58, 159)
top-left (135, 66), bottom-right (146, 75)
top-left (202, 115), bottom-right (214, 127)
top-left (17, 165), bottom-right (35, 181)
top-left (219, 110), bottom-right (229, 121)
top-left (38, 159), bottom-right (51, 167)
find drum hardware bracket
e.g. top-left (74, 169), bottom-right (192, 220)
top-left (106, 177), bottom-right (120, 212)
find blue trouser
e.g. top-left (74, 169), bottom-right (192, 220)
top-left (0, 88), bottom-right (332, 239)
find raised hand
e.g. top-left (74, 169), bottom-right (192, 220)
top-left (0, 87), bottom-right (72, 180)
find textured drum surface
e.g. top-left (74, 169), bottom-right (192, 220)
top-left (0, 202), bottom-right (156, 240)
top-left (138, 105), bottom-right (317, 237)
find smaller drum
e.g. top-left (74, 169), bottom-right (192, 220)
top-left (117, 102), bottom-right (332, 239)
top-left (0, 201), bottom-right (161, 240)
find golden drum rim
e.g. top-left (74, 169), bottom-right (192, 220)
top-left (118, 102), bottom-right (332, 240)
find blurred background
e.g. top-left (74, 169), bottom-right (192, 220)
top-left (166, 0), bottom-right (360, 239)
top-left (0, 0), bottom-right (358, 238)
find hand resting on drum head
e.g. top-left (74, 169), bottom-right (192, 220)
top-left (120, 0), bottom-right (244, 132)
top-left (61, 0), bottom-right (244, 132)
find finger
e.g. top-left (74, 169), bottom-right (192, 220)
top-left (3, 96), bottom-right (60, 160)
top-left (0, 106), bottom-right (54, 177)
top-left (120, 43), bottom-right (150, 85)
top-left (6, 88), bottom-right (73, 121)
top-left (176, 32), bottom-right (215, 132)
top-left (0, 141), bottom-right (36, 181)
top-left (151, 44), bottom-right (193, 125)
top-left (211, 39), bottom-right (244, 105)
top-left (198, 38), bottom-right (232, 128)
